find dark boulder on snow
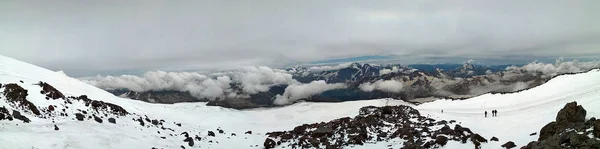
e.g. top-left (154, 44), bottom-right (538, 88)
top-left (529, 132), bottom-right (537, 136)
top-left (208, 131), bottom-right (215, 137)
top-left (108, 117), bottom-right (116, 124)
top-left (556, 101), bottom-right (586, 124)
top-left (263, 138), bottom-right (276, 149)
top-left (75, 113), bottom-right (85, 121)
top-left (245, 131), bottom-right (252, 135)
top-left (183, 137), bottom-right (194, 147)
top-left (490, 137), bottom-right (499, 142)
top-left (501, 141), bottom-right (516, 149)
top-left (12, 110), bottom-right (31, 123)
top-left (93, 115), bottom-right (103, 123)
top-left (54, 125), bottom-right (59, 131)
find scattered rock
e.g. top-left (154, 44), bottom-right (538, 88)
top-left (245, 131), bottom-right (252, 135)
top-left (151, 119), bottom-right (159, 125)
top-left (471, 134), bottom-right (487, 143)
top-left (108, 118), bottom-right (116, 124)
top-left (12, 110), bottom-right (31, 123)
top-left (264, 138), bottom-right (276, 149)
top-left (93, 115), bottom-right (103, 123)
top-left (183, 137), bottom-right (194, 147)
top-left (501, 141), bottom-right (516, 149)
top-left (490, 137), bottom-right (499, 142)
top-left (529, 132), bottom-right (537, 136)
top-left (208, 131), bottom-right (215, 137)
top-left (54, 125), bottom-right (59, 131)
top-left (75, 113), bottom-right (85, 121)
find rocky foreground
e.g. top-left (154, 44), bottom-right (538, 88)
top-left (522, 102), bottom-right (600, 149)
top-left (263, 101), bottom-right (600, 149)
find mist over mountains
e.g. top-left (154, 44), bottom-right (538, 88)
top-left (82, 59), bottom-right (600, 109)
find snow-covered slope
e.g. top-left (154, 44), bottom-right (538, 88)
top-left (0, 54), bottom-right (409, 148)
top-left (1, 54), bottom-right (599, 149)
top-left (416, 69), bottom-right (600, 148)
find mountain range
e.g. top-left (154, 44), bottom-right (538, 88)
top-left (105, 62), bottom-right (547, 109)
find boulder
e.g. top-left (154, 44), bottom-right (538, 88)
top-left (264, 138), bottom-right (276, 149)
top-left (208, 131), bottom-right (216, 137)
top-left (93, 115), bottom-right (103, 123)
top-left (54, 125), bottom-right (59, 131)
top-left (471, 134), bottom-right (487, 143)
top-left (435, 136), bottom-right (448, 146)
top-left (311, 127), bottom-right (334, 138)
top-left (490, 137), bottom-right (499, 142)
top-left (12, 110), bottom-right (30, 123)
top-left (183, 137), bottom-right (194, 147)
top-left (556, 102), bottom-right (586, 124)
top-left (501, 141), bottom-right (516, 149)
top-left (108, 118), bottom-right (116, 124)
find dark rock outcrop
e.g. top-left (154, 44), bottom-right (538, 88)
top-left (522, 102), bottom-right (600, 149)
top-left (490, 137), bottom-right (499, 142)
top-left (54, 125), bottom-right (59, 131)
top-left (265, 105), bottom-right (484, 149)
top-left (501, 141), bottom-right (516, 149)
top-left (556, 102), bottom-right (586, 124)
top-left (12, 110), bottom-right (30, 123)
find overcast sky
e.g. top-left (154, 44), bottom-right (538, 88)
top-left (1, 0), bottom-right (599, 77)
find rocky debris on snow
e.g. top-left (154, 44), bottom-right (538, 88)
top-left (264, 138), bottom-right (276, 149)
top-left (501, 141), bottom-right (516, 149)
top-left (37, 82), bottom-right (65, 100)
top-left (3, 84), bottom-right (41, 115)
top-left (491, 137), bottom-right (499, 142)
top-left (11, 110), bottom-right (30, 123)
top-left (54, 125), bottom-right (59, 131)
top-left (529, 132), bottom-right (536, 136)
top-left (208, 131), bottom-right (216, 137)
top-left (245, 131), bottom-right (252, 135)
top-left (93, 115), bottom-right (103, 123)
top-left (75, 113), bottom-right (85, 121)
top-left (265, 105), bottom-right (486, 149)
top-left (75, 95), bottom-right (129, 116)
top-left (183, 136), bottom-right (194, 147)
top-left (521, 102), bottom-right (600, 149)
top-left (0, 106), bottom-right (12, 121)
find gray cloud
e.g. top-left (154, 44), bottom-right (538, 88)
top-left (1, 0), bottom-right (599, 77)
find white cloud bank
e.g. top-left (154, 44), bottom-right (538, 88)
top-left (359, 79), bottom-right (404, 93)
top-left (274, 80), bottom-right (347, 105)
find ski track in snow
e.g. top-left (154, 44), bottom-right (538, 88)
top-left (1, 54), bottom-right (599, 149)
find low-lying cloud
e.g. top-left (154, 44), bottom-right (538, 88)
top-left (274, 80), bottom-right (347, 105)
top-left (359, 79), bottom-right (404, 93)
top-left (507, 58), bottom-right (600, 77)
